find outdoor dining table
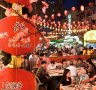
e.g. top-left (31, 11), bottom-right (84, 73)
top-left (48, 69), bottom-right (64, 77)
top-left (47, 69), bottom-right (64, 90)
top-left (62, 84), bottom-right (95, 90)
top-left (62, 86), bottom-right (75, 90)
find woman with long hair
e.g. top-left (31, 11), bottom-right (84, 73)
top-left (60, 69), bottom-right (71, 90)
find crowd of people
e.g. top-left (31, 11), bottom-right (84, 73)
top-left (45, 45), bottom-right (95, 57)
top-left (0, 0), bottom-right (96, 90)
top-left (0, 44), bottom-right (96, 90)
top-left (28, 51), bottom-right (96, 90)
top-left (0, 48), bottom-right (96, 90)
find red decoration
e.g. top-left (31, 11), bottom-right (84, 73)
top-left (71, 7), bottom-right (76, 11)
top-left (51, 14), bottom-right (55, 19)
top-left (72, 21), bottom-right (76, 25)
top-left (92, 25), bottom-right (96, 29)
top-left (44, 15), bottom-right (48, 19)
top-left (54, 24), bottom-right (57, 28)
top-left (0, 68), bottom-right (37, 90)
top-left (64, 10), bottom-right (68, 16)
top-left (45, 38), bottom-right (50, 48)
top-left (80, 5), bottom-right (84, 12)
top-left (57, 13), bottom-right (61, 17)
top-left (89, 2), bottom-right (94, 7)
top-left (5, 0), bottom-right (30, 6)
top-left (0, 16), bottom-right (40, 55)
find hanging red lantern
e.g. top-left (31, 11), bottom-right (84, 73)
top-left (92, 25), bottom-right (96, 29)
top-left (72, 21), bottom-right (76, 25)
top-left (44, 15), bottom-right (48, 19)
top-left (51, 14), bottom-right (55, 19)
top-left (57, 21), bottom-right (60, 24)
top-left (64, 10), bottom-right (68, 16)
top-left (51, 21), bottom-right (54, 24)
top-left (85, 21), bottom-right (89, 25)
top-left (54, 23), bottom-right (57, 28)
top-left (77, 21), bottom-right (80, 25)
top-left (71, 7), bottom-right (76, 11)
top-left (57, 13), bottom-right (61, 17)
top-left (80, 5), bottom-right (84, 12)
top-left (89, 2), bottom-right (94, 7)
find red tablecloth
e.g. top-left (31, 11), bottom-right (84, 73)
top-left (49, 55), bottom-right (90, 62)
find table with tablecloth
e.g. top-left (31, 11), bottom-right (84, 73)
top-left (62, 84), bottom-right (95, 90)
top-left (48, 69), bottom-right (64, 77)
top-left (49, 55), bottom-right (90, 62)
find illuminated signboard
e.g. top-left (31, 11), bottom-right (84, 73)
top-left (84, 30), bottom-right (96, 43)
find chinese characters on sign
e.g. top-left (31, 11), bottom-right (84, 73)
top-left (8, 21), bottom-right (31, 48)
top-left (1, 82), bottom-right (23, 90)
top-left (0, 32), bottom-right (8, 39)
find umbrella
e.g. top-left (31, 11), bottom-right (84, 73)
top-left (4, 0), bottom-right (30, 6)
top-left (0, 16), bottom-right (40, 56)
top-left (0, 68), bottom-right (37, 90)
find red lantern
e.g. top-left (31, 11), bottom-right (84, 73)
top-left (85, 21), bottom-right (89, 24)
top-left (71, 7), bottom-right (76, 11)
top-left (72, 21), bottom-right (76, 25)
top-left (80, 5), bottom-right (84, 12)
top-left (64, 10), bottom-right (68, 16)
top-left (0, 68), bottom-right (37, 90)
top-left (57, 21), bottom-right (60, 24)
top-left (54, 23), bottom-right (57, 28)
top-left (89, 2), bottom-right (94, 7)
top-left (0, 16), bottom-right (40, 55)
top-left (57, 13), bottom-right (61, 17)
top-left (44, 15), bottom-right (48, 19)
top-left (77, 21), bottom-right (80, 25)
top-left (45, 38), bottom-right (50, 48)
top-left (92, 25), bottom-right (96, 29)
top-left (51, 14), bottom-right (55, 19)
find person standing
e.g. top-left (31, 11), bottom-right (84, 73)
top-left (60, 69), bottom-right (71, 90)
top-left (67, 61), bottom-right (77, 84)
top-left (36, 61), bottom-right (52, 90)
top-left (29, 52), bottom-right (39, 71)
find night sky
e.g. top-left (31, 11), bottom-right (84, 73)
top-left (0, 0), bottom-right (95, 19)
top-left (63, 0), bottom-right (95, 7)
top-left (47, 0), bottom-right (95, 10)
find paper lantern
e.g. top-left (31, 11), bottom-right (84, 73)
top-left (80, 5), bottom-right (84, 12)
top-left (64, 10), bottom-right (68, 16)
top-left (51, 14), bottom-right (55, 19)
top-left (89, 2), bottom-right (94, 7)
top-left (72, 21), bottom-right (76, 25)
top-left (71, 7), bottom-right (76, 11)
top-left (0, 16), bottom-right (40, 55)
top-left (44, 15), bottom-right (48, 19)
top-left (57, 13), bottom-right (61, 17)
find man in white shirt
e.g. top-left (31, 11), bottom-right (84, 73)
top-left (29, 53), bottom-right (33, 61)
top-left (47, 61), bottom-right (56, 70)
top-left (67, 61), bottom-right (77, 84)
top-left (67, 61), bottom-right (77, 77)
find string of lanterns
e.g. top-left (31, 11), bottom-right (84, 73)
top-left (33, 15), bottom-right (96, 37)
top-left (31, 2), bottom-right (95, 38)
